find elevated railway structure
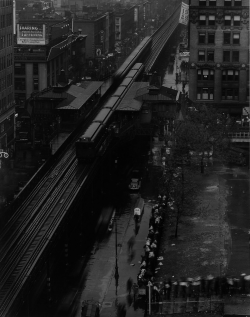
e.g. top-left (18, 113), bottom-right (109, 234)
top-left (0, 4), bottom-right (183, 316)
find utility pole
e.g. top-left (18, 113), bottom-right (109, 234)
top-left (114, 218), bottom-right (119, 295)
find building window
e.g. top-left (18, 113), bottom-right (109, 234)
top-left (233, 33), bottom-right (240, 44)
top-left (224, 15), bottom-right (231, 26)
top-left (208, 33), bottom-right (215, 44)
top-left (33, 78), bottom-right (39, 90)
top-left (198, 50), bottom-right (205, 61)
top-left (222, 88), bottom-right (238, 100)
top-left (208, 15), bottom-right (215, 25)
top-left (209, 0), bottom-right (216, 5)
top-left (224, 0), bottom-right (232, 6)
top-left (197, 69), bottom-right (214, 80)
top-left (199, 15), bottom-right (206, 25)
top-left (207, 50), bottom-right (214, 61)
top-left (234, 0), bottom-right (242, 5)
top-left (233, 16), bottom-right (241, 26)
top-left (223, 50), bottom-right (230, 62)
top-left (222, 69), bottom-right (239, 81)
top-left (224, 32), bottom-right (231, 44)
top-left (14, 63), bottom-right (25, 75)
top-left (33, 63), bottom-right (38, 75)
top-left (15, 78), bottom-right (26, 90)
top-left (232, 51), bottom-right (239, 62)
top-left (199, 32), bottom-right (206, 44)
top-left (197, 87), bottom-right (214, 100)
top-left (199, 0), bottom-right (207, 6)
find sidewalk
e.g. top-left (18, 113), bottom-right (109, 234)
top-left (100, 197), bottom-right (152, 317)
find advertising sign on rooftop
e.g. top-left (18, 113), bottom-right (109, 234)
top-left (17, 24), bottom-right (46, 45)
top-left (179, 2), bottom-right (189, 26)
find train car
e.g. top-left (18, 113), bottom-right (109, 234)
top-left (93, 108), bottom-right (113, 125)
top-left (131, 63), bottom-right (145, 72)
top-left (76, 122), bottom-right (104, 161)
top-left (103, 96), bottom-right (120, 110)
top-left (76, 63), bottom-right (146, 163)
top-left (76, 109), bottom-right (116, 162)
top-left (114, 36), bottom-right (152, 81)
top-left (112, 86), bottom-right (127, 98)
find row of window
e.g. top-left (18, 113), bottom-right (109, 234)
top-left (199, 0), bottom-right (242, 6)
top-left (15, 78), bottom-right (39, 91)
top-left (0, 53), bottom-right (12, 70)
top-left (6, 72), bottom-right (12, 87)
top-left (0, 93), bottom-right (13, 116)
top-left (0, 13), bottom-right (12, 29)
top-left (197, 87), bottom-right (240, 100)
top-left (198, 49), bottom-right (240, 62)
top-left (198, 32), bottom-right (240, 44)
top-left (197, 69), bottom-right (239, 80)
top-left (0, 34), bottom-right (13, 50)
top-left (0, 0), bottom-right (12, 7)
top-left (6, 52), bottom-right (12, 66)
top-left (199, 15), bottom-right (241, 26)
top-left (0, 56), bottom-right (5, 70)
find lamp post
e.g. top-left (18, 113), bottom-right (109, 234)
top-left (114, 218), bottom-right (119, 295)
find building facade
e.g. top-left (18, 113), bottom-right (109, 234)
top-left (0, 0), bottom-right (15, 151)
top-left (189, 0), bottom-right (249, 115)
top-left (14, 18), bottom-right (86, 104)
top-left (73, 13), bottom-right (107, 58)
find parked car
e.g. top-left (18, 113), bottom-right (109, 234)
top-left (128, 169), bottom-right (142, 191)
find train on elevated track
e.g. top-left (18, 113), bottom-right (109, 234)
top-left (75, 63), bottom-right (145, 162)
top-left (76, 36), bottom-right (152, 162)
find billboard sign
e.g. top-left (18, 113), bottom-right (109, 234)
top-left (179, 2), bottom-right (189, 26)
top-left (17, 24), bottom-right (46, 45)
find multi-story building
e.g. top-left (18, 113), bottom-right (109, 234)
top-left (114, 5), bottom-right (137, 44)
top-left (0, 0), bottom-right (15, 151)
top-left (73, 12), bottom-right (108, 58)
top-left (14, 18), bottom-right (86, 104)
top-left (189, 0), bottom-right (249, 116)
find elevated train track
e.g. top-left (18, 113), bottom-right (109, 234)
top-left (0, 5), bottom-right (183, 315)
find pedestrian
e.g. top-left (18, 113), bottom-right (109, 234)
top-left (126, 278), bottom-right (133, 295)
top-left (172, 281), bottom-right (178, 298)
top-left (127, 236), bottom-right (135, 253)
top-left (153, 285), bottom-right (160, 302)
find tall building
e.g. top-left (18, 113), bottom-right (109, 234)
top-left (14, 18), bottom-right (86, 104)
top-left (0, 0), bottom-right (15, 151)
top-left (189, 0), bottom-right (249, 116)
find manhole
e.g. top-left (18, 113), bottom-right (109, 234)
top-left (102, 302), bottom-right (112, 308)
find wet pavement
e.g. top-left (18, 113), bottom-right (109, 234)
top-left (54, 194), bottom-right (153, 317)
top-left (224, 166), bottom-right (250, 277)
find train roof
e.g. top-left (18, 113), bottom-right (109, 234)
top-left (103, 96), bottom-right (120, 109)
top-left (113, 86), bottom-right (127, 97)
top-left (132, 63), bottom-right (144, 71)
top-left (121, 77), bottom-right (132, 86)
top-left (93, 108), bottom-right (112, 124)
top-left (79, 122), bottom-right (102, 142)
top-left (126, 69), bottom-right (137, 78)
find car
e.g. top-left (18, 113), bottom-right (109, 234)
top-left (128, 169), bottom-right (142, 191)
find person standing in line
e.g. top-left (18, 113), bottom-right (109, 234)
top-left (127, 278), bottom-right (133, 295)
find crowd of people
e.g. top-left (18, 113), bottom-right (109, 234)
top-left (135, 194), bottom-right (250, 303)
top-left (136, 194), bottom-right (166, 287)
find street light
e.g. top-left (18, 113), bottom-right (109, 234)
top-left (114, 218), bottom-right (119, 295)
